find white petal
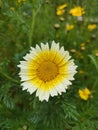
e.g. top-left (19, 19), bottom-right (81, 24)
top-left (50, 88), bottom-right (58, 97)
top-left (21, 81), bottom-right (37, 94)
top-left (36, 88), bottom-right (40, 97)
top-left (57, 51), bottom-right (71, 66)
top-left (40, 91), bottom-right (49, 102)
top-left (36, 44), bottom-right (41, 52)
top-left (23, 53), bottom-right (32, 61)
top-left (41, 43), bottom-right (46, 50)
top-left (45, 42), bottom-right (49, 50)
top-left (63, 51), bottom-right (71, 62)
top-left (27, 86), bottom-right (37, 94)
top-left (19, 75), bottom-right (31, 81)
top-left (55, 83), bottom-right (66, 95)
top-left (19, 69), bottom-right (28, 75)
top-left (41, 42), bottom-right (49, 50)
top-left (51, 41), bottom-right (59, 51)
top-left (17, 62), bottom-right (29, 69)
top-left (54, 42), bottom-right (59, 51)
top-left (66, 74), bottom-right (75, 80)
top-left (62, 79), bottom-right (72, 86)
top-left (22, 47), bottom-right (37, 60)
top-left (51, 41), bottom-right (56, 50)
top-left (59, 46), bottom-right (64, 54)
top-left (18, 61), bottom-right (27, 66)
top-left (36, 89), bottom-right (49, 101)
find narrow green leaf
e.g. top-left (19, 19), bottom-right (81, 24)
top-left (88, 55), bottom-right (98, 72)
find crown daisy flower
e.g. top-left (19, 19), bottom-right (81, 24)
top-left (18, 41), bottom-right (77, 101)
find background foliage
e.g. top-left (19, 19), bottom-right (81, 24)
top-left (0, 0), bottom-right (98, 130)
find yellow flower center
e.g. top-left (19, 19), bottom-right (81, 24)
top-left (27, 49), bottom-right (71, 91)
top-left (37, 61), bottom-right (58, 82)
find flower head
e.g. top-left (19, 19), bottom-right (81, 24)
top-left (56, 4), bottom-right (67, 16)
top-left (17, 0), bottom-right (26, 4)
top-left (66, 24), bottom-right (74, 31)
top-left (69, 6), bottom-right (85, 17)
top-left (94, 50), bottom-right (98, 56)
top-left (59, 17), bottom-right (65, 22)
top-left (18, 41), bottom-right (77, 101)
top-left (79, 70), bottom-right (85, 74)
top-left (10, 7), bottom-right (15, 11)
top-left (88, 24), bottom-right (97, 31)
top-left (78, 88), bottom-right (91, 100)
top-left (54, 23), bottom-right (60, 29)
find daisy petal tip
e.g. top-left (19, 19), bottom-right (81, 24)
top-left (17, 64), bottom-right (20, 68)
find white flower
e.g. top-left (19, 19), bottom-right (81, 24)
top-left (17, 41), bottom-right (77, 101)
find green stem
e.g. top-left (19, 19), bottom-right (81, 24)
top-left (0, 70), bottom-right (20, 84)
top-left (88, 55), bottom-right (98, 72)
top-left (29, 9), bottom-right (36, 47)
top-left (29, 2), bottom-right (42, 47)
top-left (92, 76), bottom-right (98, 90)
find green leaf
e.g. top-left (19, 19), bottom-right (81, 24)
top-left (62, 103), bottom-right (80, 121)
top-left (3, 96), bottom-right (14, 110)
top-left (88, 55), bottom-right (98, 72)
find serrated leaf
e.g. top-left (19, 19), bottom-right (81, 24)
top-left (3, 96), bottom-right (14, 109)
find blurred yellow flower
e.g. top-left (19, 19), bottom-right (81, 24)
top-left (66, 24), bottom-right (74, 31)
top-left (95, 52), bottom-right (98, 57)
top-left (80, 43), bottom-right (85, 47)
top-left (79, 70), bottom-right (85, 74)
top-left (86, 39), bottom-right (91, 43)
top-left (69, 6), bottom-right (85, 16)
top-left (17, 0), bottom-right (26, 4)
top-left (10, 7), bottom-right (15, 11)
top-left (80, 43), bottom-right (85, 50)
top-left (75, 51), bottom-right (83, 59)
top-left (57, 4), bottom-right (67, 10)
top-left (94, 50), bottom-right (98, 56)
top-left (80, 46), bottom-right (85, 51)
top-left (78, 88), bottom-right (91, 100)
top-left (88, 24), bottom-right (97, 31)
top-left (57, 10), bottom-right (65, 16)
top-left (0, 0), bottom-right (2, 8)
top-left (56, 4), bottom-right (67, 16)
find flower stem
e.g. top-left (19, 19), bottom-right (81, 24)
top-left (92, 76), bottom-right (98, 90)
top-left (29, 2), bottom-right (42, 47)
top-left (29, 9), bottom-right (36, 47)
